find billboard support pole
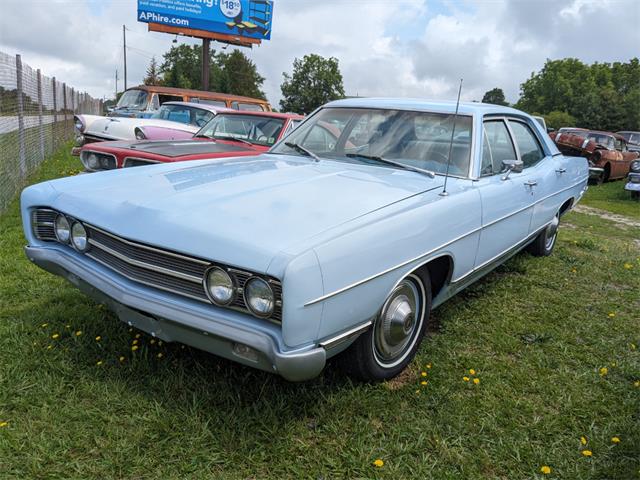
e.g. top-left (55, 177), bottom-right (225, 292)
top-left (202, 38), bottom-right (210, 91)
top-left (123, 25), bottom-right (128, 90)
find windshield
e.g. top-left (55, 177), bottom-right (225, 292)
top-left (587, 134), bottom-right (614, 149)
top-left (271, 108), bottom-right (473, 177)
top-left (152, 104), bottom-right (214, 127)
top-left (116, 90), bottom-right (148, 110)
top-left (196, 114), bottom-right (286, 146)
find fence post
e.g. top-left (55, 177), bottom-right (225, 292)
top-left (62, 83), bottom-right (68, 139)
top-left (52, 77), bottom-right (57, 146)
top-left (15, 54), bottom-right (26, 177)
top-left (37, 69), bottom-right (45, 161)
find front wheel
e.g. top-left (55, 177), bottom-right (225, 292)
top-left (527, 212), bottom-right (560, 257)
top-left (341, 272), bottom-right (431, 381)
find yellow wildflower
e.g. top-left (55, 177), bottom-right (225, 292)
top-left (463, 376), bottom-right (470, 382)
top-left (96, 361), bottom-right (103, 366)
top-left (150, 339), bottom-right (156, 345)
top-left (634, 380), bottom-right (640, 388)
top-left (426, 363), bottom-right (432, 369)
top-left (0, 422), bottom-right (8, 428)
top-left (608, 312), bottom-right (615, 318)
top-left (581, 450), bottom-right (592, 457)
top-left (41, 323), bottom-right (48, 328)
top-left (473, 378), bottom-right (480, 385)
top-left (624, 263), bottom-right (633, 269)
top-left (580, 436), bottom-right (587, 445)
top-left (132, 339), bottom-right (139, 345)
top-left (46, 345), bottom-right (52, 350)
top-left (469, 369), bottom-right (476, 375)
top-left (157, 353), bottom-right (163, 359)
top-left (65, 324), bottom-right (70, 329)
top-left (571, 268), bottom-right (577, 273)
top-left (51, 333), bottom-right (60, 339)
top-left (599, 367), bottom-right (608, 376)
top-left (372, 459), bottom-right (384, 467)
top-left (420, 380), bottom-right (427, 386)
top-left (119, 356), bottom-right (125, 362)
top-left (131, 345), bottom-right (139, 352)
top-left (95, 336), bottom-right (101, 342)
top-left (75, 331), bottom-right (82, 336)
top-left (611, 437), bottom-right (620, 444)
top-left (540, 465), bottom-right (552, 475)
top-left (135, 333), bottom-right (141, 339)
top-left (630, 343), bottom-right (637, 350)
top-left (421, 371), bottom-right (427, 377)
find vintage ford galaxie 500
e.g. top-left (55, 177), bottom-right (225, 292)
top-left (21, 99), bottom-right (589, 382)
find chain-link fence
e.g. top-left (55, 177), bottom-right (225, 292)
top-left (0, 51), bottom-right (103, 212)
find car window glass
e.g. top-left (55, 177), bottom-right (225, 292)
top-left (158, 94), bottom-right (184, 105)
top-left (193, 109), bottom-right (214, 127)
top-left (481, 120), bottom-right (516, 175)
top-left (151, 94), bottom-right (160, 110)
top-left (302, 125), bottom-right (337, 152)
top-left (194, 99), bottom-right (226, 108)
top-left (614, 138), bottom-right (624, 151)
top-left (508, 121), bottom-right (545, 168)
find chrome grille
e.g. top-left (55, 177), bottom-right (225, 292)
top-left (32, 208), bottom-right (57, 241)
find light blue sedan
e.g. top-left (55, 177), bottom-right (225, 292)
top-left (21, 98), bottom-right (589, 381)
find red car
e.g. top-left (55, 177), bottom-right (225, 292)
top-left (78, 111), bottom-right (304, 171)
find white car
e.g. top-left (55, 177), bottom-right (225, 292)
top-left (72, 102), bottom-right (232, 155)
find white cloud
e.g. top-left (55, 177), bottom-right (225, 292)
top-left (0, 0), bottom-right (637, 107)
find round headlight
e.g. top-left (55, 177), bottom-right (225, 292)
top-left (205, 267), bottom-right (236, 306)
top-left (85, 153), bottom-right (99, 170)
top-left (75, 134), bottom-right (85, 147)
top-left (74, 119), bottom-right (84, 132)
top-left (54, 214), bottom-right (70, 243)
top-left (70, 222), bottom-right (89, 252)
top-left (244, 277), bottom-right (275, 318)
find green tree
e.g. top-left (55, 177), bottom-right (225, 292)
top-left (143, 57), bottom-right (161, 86)
top-left (515, 58), bottom-right (640, 131)
top-left (543, 111), bottom-right (577, 130)
top-left (481, 87), bottom-right (508, 106)
top-left (280, 54), bottom-right (345, 114)
top-left (216, 50), bottom-right (265, 99)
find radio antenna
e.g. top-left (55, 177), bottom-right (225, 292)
top-left (440, 78), bottom-right (463, 197)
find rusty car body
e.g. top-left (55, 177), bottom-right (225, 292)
top-left (551, 129), bottom-right (639, 183)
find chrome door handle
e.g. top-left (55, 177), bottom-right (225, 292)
top-left (556, 168), bottom-right (567, 173)
top-left (524, 180), bottom-right (538, 187)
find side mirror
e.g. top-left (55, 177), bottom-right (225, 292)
top-left (501, 159), bottom-right (524, 180)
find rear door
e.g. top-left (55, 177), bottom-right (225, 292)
top-left (474, 118), bottom-right (538, 268)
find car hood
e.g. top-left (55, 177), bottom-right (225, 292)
top-left (81, 115), bottom-right (198, 140)
top-left (98, 139), bottom-right (257, 158)
top-left (44, 154), bottom-right (441, 273)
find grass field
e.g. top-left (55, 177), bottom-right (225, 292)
top-left (1, 147), bottom-right (639, 479)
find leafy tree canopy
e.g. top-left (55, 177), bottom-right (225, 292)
top-left (482, 87), bottom-right (508, 106)
top-left (515, 58), bottom-right (640, 131)
top-left (280, 54), bottom-right (345, 114)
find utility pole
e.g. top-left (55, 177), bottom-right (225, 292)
top-left (115, 69), bottom-right (118, 99)
top-left (123, 25), bottom-right (128, 90)
top-left (201, 38), bottom-right (210, 90)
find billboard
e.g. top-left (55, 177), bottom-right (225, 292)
top-left (137, 0), bottom-right (273, 40)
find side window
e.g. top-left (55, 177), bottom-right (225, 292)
top-left (150, 94), bottom-right (160, 110)
top-left (614, 138), bottom-right (624, 151)
top-left (508, 120), bottom-right (545, 168)
top-left (481, 120), bottom-right (516, 176)
top-left (232, 102), bottom-right (264, 112)
top-left (158, 94), bottom-right (184, 105)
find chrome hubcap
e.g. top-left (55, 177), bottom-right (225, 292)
top-left (545, 214), bottom-right (560, 250)
top-left (373, 277), bottom-right (422, 367)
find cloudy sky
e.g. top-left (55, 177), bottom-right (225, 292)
top-left (1, 0), bottom-right (638, 107)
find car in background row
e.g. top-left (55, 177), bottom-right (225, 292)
top-left (625, 159), bottom-right (640, 200)
top-left (108, 84), bottom-right (271, 118)
top-left (617, 131), bottom-right (640, 153)
top-left (22, 98), bottom-right (588, 381)
top-left (78, 111), bottom-right (303, 171)
top-left (73, 102), bottom-right (231, 155)
top-left (550, 128), bottom-right (638, 183)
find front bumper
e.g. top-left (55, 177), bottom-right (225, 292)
top-left (24, 245), bottom-right (327, 381)
top-left (588, 166), bottom-right (604, 179)
top-left (625, 173), bottom-right (640, 192)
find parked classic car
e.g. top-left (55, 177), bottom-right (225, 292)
top-left (72, 102), bottom-right (231, 155)
top-left (617, 131), bottom-right (640, 153)
top-left (77, 111), bottom-right (303, 171)
top-left (625, 159), bottom-right (640, 199)
top-left (552, 129), bottom-right (639, 183)
top-left (109, 85), bottom-right (272, 118)
top-left (21, 98), bottom-right (589, 382)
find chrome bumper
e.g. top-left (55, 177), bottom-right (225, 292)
top-left (588, 166), bottom-right (604, 178)
top-left (625, 173), bottom-right (640, 191)
top-left (24, 245), bottom-right (326, 381)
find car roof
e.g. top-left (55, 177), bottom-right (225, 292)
top-left (161, 101), bottom-right (234, 113)
top-left (324, 97), bottom-right (530, 116)
top-left (214, 110), bottom-right (304, 120)
top-left (586, 130), bottom-right (626, 141)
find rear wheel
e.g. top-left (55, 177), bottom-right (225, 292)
top-left (527, 212), bottom-right (560, 257)
top-left (341, 272), bottom-right (431, 381)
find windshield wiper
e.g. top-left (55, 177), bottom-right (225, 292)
top-left (345, 153), bottom-right (435, 178)
top-left (215, 136), bottom-right (255, 147)
top-left (285, 142), bottom-right (320, 162)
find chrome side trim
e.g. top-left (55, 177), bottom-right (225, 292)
top-left (87, 224), bottom-right (210, 266)
top-left (319, 321), bottom-right (372, 349)
top-left (87, 238), bottom-right (203, 284)
top-left (304, 177), bottom-right (588, 306)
